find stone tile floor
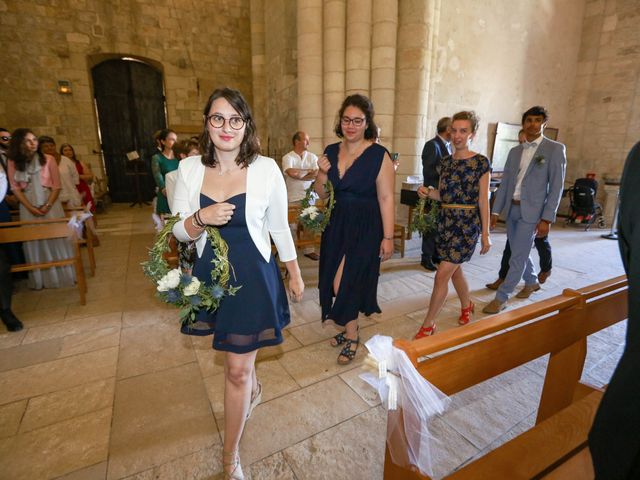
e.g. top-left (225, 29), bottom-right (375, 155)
top-left (0, 204), bottom-right (626, 479)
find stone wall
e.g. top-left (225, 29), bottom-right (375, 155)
top-left (430, 0), bottom-right (585, 168)
top-left (0, 0), bottom-right (252, 175)
top-left (565, 0), bottom-right (640, 183)
top-left (260, 0), bottom-right (297, 159)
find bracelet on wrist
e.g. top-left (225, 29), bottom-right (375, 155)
top-left (190, 216), bottom-right (203, 230)
top-left (194, 210), bottom-right (206, 228)
top-left (383, 236), bottom-right (393, 240)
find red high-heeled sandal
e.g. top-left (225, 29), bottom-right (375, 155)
top-left (414, 323), bottom-right (437, 339)
top-left (458, 301), bottom-right (475, 325)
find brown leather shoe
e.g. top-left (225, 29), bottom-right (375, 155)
top-left (515, 283), bottom-right (541, 299)
top-left (485, 278), bottom-right (505, 290)
top-left (482, 298), bottom-right (507, 314)
top-left (538, 270), bottom-right (551, 284)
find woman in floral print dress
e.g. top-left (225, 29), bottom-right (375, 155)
top-left (414, 111), bottom-right (492, 338)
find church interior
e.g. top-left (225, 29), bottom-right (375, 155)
top-left (0, 0), bottom-right (637, 479)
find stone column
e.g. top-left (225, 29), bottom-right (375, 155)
top-left (603, 184), bottom-right (620, 227)
top-left (249, 0), bottom-right (266, 136)
top-left (393, 0), bottom-right (439, 215)
top-left (370, 0), bottom-right (398, 149)
top-left (345, 0), bottom-right (372, 95)
top-left (323, 0), bottom-right (346, 147)
top-left (297, 0), bottom-right (324, 153)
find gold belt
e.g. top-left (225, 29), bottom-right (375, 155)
top-left (441, 203), bottom-right (476, 210)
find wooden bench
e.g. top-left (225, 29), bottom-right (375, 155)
top-left (8, 208), bottom-right (97, 276)
top-left (64, 207), bottom-right (97, 276)
top-left (385, 275), bottom-right (628, 479)
top-left (0, 221), bottom-right (87, 305)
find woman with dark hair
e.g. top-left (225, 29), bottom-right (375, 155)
top-left (171, 87), bottom-right (304, 479)
top-left (39, 137), bottom-right (82, 208)
top-left (7, 129), bottom-right (75, 289)
top-left (60, 143), bottom-right (96, 213)
top-left (151, 128), bottom-right (179, 215)
top-left (414, 111), bottom-right (491, 339)
top-left (314, 94), bottom-right (395, 365)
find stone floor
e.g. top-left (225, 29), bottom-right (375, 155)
top-left (0, 204), bottom-right (626, 480)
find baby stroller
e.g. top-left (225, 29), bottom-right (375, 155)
top-left (565, 176), bottom-right (605, 231)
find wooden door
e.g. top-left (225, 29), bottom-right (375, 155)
top-left (92, 59), bottom-right (166, 203)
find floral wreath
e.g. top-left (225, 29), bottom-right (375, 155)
top-left (298, 181), bottom-right (335, 233)
top-left (142, 215), bottom-right (240, 325)
top-left (410, 197), bottom-right (439, 236)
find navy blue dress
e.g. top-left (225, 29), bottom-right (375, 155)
top-left (319, 142), bottom-right (387, 326)
top-left (436, 154), bottom-right (491, 264)
top-left (181, 193), bottom-right (291, 354)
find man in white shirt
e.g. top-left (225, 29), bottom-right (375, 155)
top-left (282, 131), bottom-right (320, 260)
top-left (483, 106), bottom-right (566, 314)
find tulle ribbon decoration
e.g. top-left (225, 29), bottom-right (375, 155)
top-left (360, 335), bottom-right (450, 478)
top-left (67, 211), bottom-right (93, 238)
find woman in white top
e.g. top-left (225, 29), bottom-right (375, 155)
top-left (39, 137), bottom-right (82, 208)
top-left (171, 87), bottom-right (304, 480)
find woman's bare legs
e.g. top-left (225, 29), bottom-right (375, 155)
top-left (223, 350), bottom-right (258, 478)
top-left (330, 256), bottom-right (358, 361)
top-left (420, 261), bottom-right (460, 328)
top-left (451, 264), bottom-right (471, 309)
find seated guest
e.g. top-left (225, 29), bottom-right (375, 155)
top-left (60, 143), bottom-right (96, 212)
top-left (39, 136), bottom-right (83, 208)
top-left (0, 167), bottom-right (23, 332)
top-left (7, 129), bottom-right (75, 289)
top-left (282, 131), bottom-right (320, 260)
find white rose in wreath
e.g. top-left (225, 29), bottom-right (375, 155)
top-left (183, 277), bottom-right (201, 296)
top-left (157, 268), bottom-right (181, 292)
top-left (301, 206), bottom-right (318, 218)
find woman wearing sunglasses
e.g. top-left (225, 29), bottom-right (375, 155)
top-left (315, 94), bottom-right (395, 365)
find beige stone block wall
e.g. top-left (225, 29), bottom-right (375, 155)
top-left (428, 0), bottom-right (585, 179)
top-left (0, 0), bottom-right (252, 176)
top-left (261, 0), bottom-right (298, 159)
top-left (565, 0), bottom-right (640, 184)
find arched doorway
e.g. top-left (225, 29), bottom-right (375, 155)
top-left (92, 58), bottom-right (166, 203)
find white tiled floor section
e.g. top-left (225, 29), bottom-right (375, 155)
top-left (0, 204), bottom-right (626, 479)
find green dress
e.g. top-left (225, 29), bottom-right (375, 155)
top-left (151, 152), bottom-right (179, 214)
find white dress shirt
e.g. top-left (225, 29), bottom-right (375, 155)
top-left (282, 150), bottom-right (318, 202)
top-left (0, 169), bottom-right (7, 203)
top-left (513, 135), bottom-right (543, 201)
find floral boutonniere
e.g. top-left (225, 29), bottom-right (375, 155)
top-left (534, 154), bottom-right (546, 166)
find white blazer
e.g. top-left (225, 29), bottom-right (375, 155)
top-left (165, 169), bottom-right (178, 212)
top-left (171, 154), bottom-right (297, 263)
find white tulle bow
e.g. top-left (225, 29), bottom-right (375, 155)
top-left (360, 335), bottom-right (450, 478)
top-left (67, 212), bottom-right (93, 237)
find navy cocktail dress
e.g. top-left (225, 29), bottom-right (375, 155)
top-left (436, 154), bottom-right (490, 264)
top-left (319, 142), bottom-right (388, 326)
top-left (182, 193), bottom-right (291, 354)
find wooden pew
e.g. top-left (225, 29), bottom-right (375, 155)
top-left (0, 221), bottom-right (87, 305)
top-left (64, 207), bottom-right (97, 276)
top-left (385, 276), bottom-right (628, 479)
top-left (8, 208), bottom-right (97, 276)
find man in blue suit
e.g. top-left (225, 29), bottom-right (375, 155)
top-left (483, 106), bottom-right (566, 313)
top-left (420, 117), bottom-right (451, 271)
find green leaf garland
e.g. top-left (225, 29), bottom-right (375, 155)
top-left (142, 215), bottom-right (240, 325)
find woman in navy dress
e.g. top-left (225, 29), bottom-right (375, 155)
top-left (414, 111), bottom-right (491, 339)
top-left (171, 88), bottom-right (304, 480)
top-left (315, 94), bottom-right (395, 365)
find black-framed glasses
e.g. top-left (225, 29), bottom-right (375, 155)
top-left (340, 116), bottom-right (366, 127)
top-left (0, 136), bottom-right (10, 141)
top-left (206, 114), bottom-right (246, 130)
